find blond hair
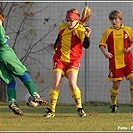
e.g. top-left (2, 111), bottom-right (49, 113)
top-left (67, 6), bottom-right (92, 25)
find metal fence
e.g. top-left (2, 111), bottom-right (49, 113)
top-left (1, 1), bottom-right (132, 104)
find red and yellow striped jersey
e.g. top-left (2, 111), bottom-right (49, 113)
top-left (54, 22), bottom-right (86, 63)
top-left (99, 24), bottom-right (133, 69)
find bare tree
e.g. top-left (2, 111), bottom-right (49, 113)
top-left (0, 2), bottom-right (61, 101)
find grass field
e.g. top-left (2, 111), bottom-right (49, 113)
top-left (0, 102), bottom-right (133, 132)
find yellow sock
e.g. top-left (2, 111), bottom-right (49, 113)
top-left (49, 89), bottom-right (59, 112)
top-left (130, 85), bottom-right (133, 105)
top-left (110, 88), bottom-right (119, 105)
top-left (71, 88), bottom-right (82, 109)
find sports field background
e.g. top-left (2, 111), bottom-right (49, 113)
top-left (1, 1), bottom-right (133, 105)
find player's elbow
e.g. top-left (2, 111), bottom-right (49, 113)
top-left (83, 43), bottom-right (90, 49)
top-left (83, 37), bottom-right (90, 49)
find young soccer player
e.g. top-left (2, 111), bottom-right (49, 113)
top-left (44, 6), bottom-right (92, 117)
top-left (99, 10), bottom-right (133, 112)
top-left (0, 12), bottom-right (47, 116)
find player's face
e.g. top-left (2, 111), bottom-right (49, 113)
top-left (66, 19), bottom-right (79, 29)
top-left (110, 17), bottom-right (122, 29)
top-left (0, 19), bottom-right (2, 26)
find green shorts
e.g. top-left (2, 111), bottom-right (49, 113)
top-left (0, 57), bottom-right (28, 85)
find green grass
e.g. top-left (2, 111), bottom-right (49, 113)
top-left (0, 102), bottom-right (133, 131)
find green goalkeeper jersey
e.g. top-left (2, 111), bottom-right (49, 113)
top-left (0, 25), bottom-right (28, 85)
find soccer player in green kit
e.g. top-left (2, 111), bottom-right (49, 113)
top-left (0, 12), bottom-right (47, 116)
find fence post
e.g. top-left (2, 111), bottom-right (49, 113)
top-left (0, 2), bottom-right (7, 102)
top-left (84, 1), bottom-right (87, 103)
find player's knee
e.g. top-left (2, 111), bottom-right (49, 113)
top-left (69, 83), bottom-right (78, 90)
top-left (129, 77), bottom-right (133, 85)
top-left (112, 82), bottom-right (120, 90)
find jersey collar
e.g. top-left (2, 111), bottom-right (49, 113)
top-left (111, 24), bottom-right (124, 30)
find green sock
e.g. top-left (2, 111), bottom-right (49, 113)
top-left (24, 80), bottom-right (38, 97)
top-left (7, 88), bottom-right (16, 103)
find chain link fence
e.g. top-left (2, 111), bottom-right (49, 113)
top-left (0, 1), bottom-right (132, 104)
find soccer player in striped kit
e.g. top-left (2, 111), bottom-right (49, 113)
top-left (44, 6), bottom-right (91, 117)
top-left (99, 10), bottom-right (133, 112)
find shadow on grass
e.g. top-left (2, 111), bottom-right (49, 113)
top-left (0, 101), bottom-right (133, 115)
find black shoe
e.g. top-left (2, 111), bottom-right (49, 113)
top-left (32, 97), bottom-right (48, 106)
top-left (8, 102), bottom-right (23, 116)
top-left (130, 103), bottom-right (133, 107)
top-left (77, 108), bottom-right (86, 117)
top-left (44, 108), bottom-right (55, 117)
top-left (110, 104), bottom-right (119, 113)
